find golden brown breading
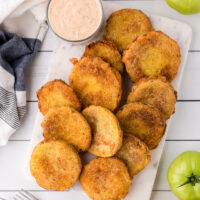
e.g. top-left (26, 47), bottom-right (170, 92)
top-left (122, 31), bottom-right (181, 82)
top-left (80, 157), bottom-right (131, 200)
top-left (83, 40), bottom-right (124, 72)
top-left (82, 105), bottom-right (123, 157)
top-left (37, 80), bottom-right (81, 115)
top-left (116, 102), bottom-right (166, 150)
top-left (116, 134), bottom-right (151, 177)
top-left (104, 9), bottom-right (152, 52)
top-left (30, 139), bottom-right (82, 191)
top-left (69, 56), bottom-right (122, 111)
top-left (127, 77), bottom-right (177, 119)
top-left (42, 106), bottom-right (91, 152)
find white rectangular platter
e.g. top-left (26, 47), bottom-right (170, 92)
top-left (26, 1), bottom-right (192, 200)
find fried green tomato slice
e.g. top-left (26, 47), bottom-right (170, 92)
top-left (104, 9), bottom-right (152, 52)
top-left (80, 157), bottom-right (131, 200)
top-left (116, 102), bottom-right (166, 150)
top-left (83, 40), bottom-right (124, 72)
top-left (82, 105), bottom-right (123, 157)
top-left (69, 56), bottom-right (122, 111)
top-left (42, 106), bottom-right (91, 152)
top-left (30, 139), bottom-right (82, 191)
top-left (123, 31), bottom-right (181, 82)
top-left (127, 77), bottom-right (177, 119)
top-left (116, 134), bottom-right (151, 177)
top-left (37, 80), bottom-right (81, 115)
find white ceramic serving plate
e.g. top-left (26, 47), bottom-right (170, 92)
top-left (26, 1), bottom-right (192, 200)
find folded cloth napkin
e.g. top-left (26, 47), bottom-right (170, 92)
top-left (0, 0), bottom-right (48, 145)
top-left (0, 0), bottom-right (24, 24)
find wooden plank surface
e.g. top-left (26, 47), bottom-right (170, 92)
top-left (0, 141), bottom-right (198, 191)
top-left (25, 51), bottom-right (200, 101)
top-left (10, 101), bottom-right (200, 141)
top-left (0, 191), bottom-right (179, 200)
top-left (40, 1), bottom-right (200, 51)
top-left (1, 1), bottom-right (200, 200)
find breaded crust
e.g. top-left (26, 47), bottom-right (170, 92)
top-left (80, 157), bottom-right (131, 200)
top-left (104, 9), bottom-right (152, 52)
top-left (116, 102), bottom-right (166, 149)
top-left (127, 77), bottom-right (177, 119)
top-left (30, 139), bottom-right (82, 191)
top-left (82, 105), bottom-right (123, 157)
top-left (42, 106), bottom-right (91, 152)
top-left (37, 80), bottom-right (81, 115)
top-left (83, 40), bottom-right (124, 72)
top-left (69, 56), bottom-right (122, 111)
top-left (123, 31), bottom-right (181, 82)
top-left (116, 134), bottom-right (151, 177)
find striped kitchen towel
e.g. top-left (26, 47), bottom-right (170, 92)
top-left (0, 0), bottom-right (48, 145)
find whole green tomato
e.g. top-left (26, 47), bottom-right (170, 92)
top-left (166, 0), bottom-right (200, 14)
top-left (168, 151), bottom-right (200, 200)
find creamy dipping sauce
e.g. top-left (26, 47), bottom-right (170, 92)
top-left (48, 0), bottom-right (102, 41)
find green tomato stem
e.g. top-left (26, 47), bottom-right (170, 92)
top-left (177, 180), bottom-right (191, 188)
top-left (177, 174), bottom-right (200, 188)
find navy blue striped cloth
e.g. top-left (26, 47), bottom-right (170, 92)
top-left (0, 31), bottom-right (41, 145)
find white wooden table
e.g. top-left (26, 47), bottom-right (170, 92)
top-left (0, 0), bottom-right (200, 199)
